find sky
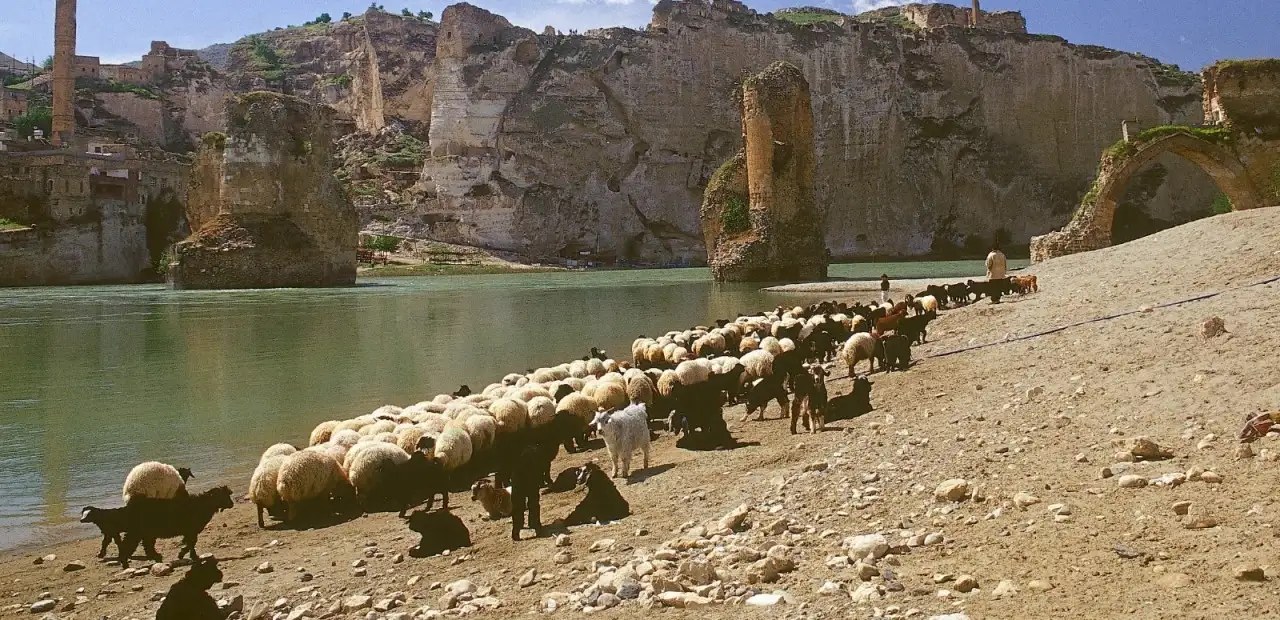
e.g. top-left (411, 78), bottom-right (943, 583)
top-left (0, 0), bottom-right (1276, 73)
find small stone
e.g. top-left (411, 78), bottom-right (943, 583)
top-left (1172, 501), bottom-right (1192, 515)
top-left (1128, 437), bottom-right (1172, 460)
top-left (1157, 572), bottom-right (1193, 589)
top-left (255, 561), bottom-right (273, 574)
top-left (843, 534), bottom-right (890, 560)
top-left (1026, 579), bottom-right (1054, 592)
top-left (935, 479), bottom-right (969, 502)
top-left (1025, 386), bottom-right (1043, 401)
top-left (854, 561), bottom-right (879, 581)
top-left (1117, 474), bottom-right (1147, 489)
top-left (352, 558), bottom-right (367, 568)
top-left (553, 551), bottom-right (572, 565)
top-left (446, 579), bottom-right (476, 595)
top-left (850, 582), bottom-right (882, 604)
top-left (555, 534), bottom-right (571, 547)
top-left (286, 603), bottom-right (313, 620)
top-left (63, 561), bottom-right (86, 572)
top-left (991, 580), bottom-right (1017, 599)
top-left (518, 568), bottom-right (536, 588)
top-left (719, 504), bottom-right (752, 531)
top-left (1183, 515), bottom-right (1218, 529)
top-left (745, 593), bottom-right (785, 606)
top-left (804, 461), bottom-right (829, 472)
top-left (679, 560), bottom-right (717, 585)
top-left (1012, 492), bottom-right (1040, 509)
top-left (353, 567), bottom-right (367, 577)
top-left (1099, 467), bottom-right (1114, 479)
top-left (953, 575), bottom-right (978, 593)
top-left (343, 595), bottom-right (372, 611)
top-left (1233, 565), bottom-right (1266, 582)
top-left (589, 538), bottom-right (615, 552)
top-left (1074, 453), bottom-right (1089, 463)
top-left (1236, 443), bottom-right (1255, 459)
top-left (151, 562), bottom-right (173, 577)
top-left (923, 532), bottom-right (944, 546)
top-left (657, 592), bottom-right (712, 608)
top-left (1201, 316), bottom-right (1226, 338)
top-left (30, 600), bottom-right (56, 613)
top-left (392, 553), bottom-right (404, 564)
top-left (1200, 471), bottom-right (1223, 483)
top-left (598, 592), bottom-right (621, 608)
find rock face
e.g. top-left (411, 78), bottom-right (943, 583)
top-left (702, 62), bottom-right (828, 282)
top-left (169, 92), bottom-right (357, 289)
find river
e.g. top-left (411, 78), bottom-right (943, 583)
top-left (0, 260), bottom-right (1022, 550)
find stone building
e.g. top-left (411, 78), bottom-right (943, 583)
top-left (140, 41), bottom-right (199, 84)
top-left (1, 87), bottom-right (27, 121)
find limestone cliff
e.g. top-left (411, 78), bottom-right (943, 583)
top-left (169, 92), bottom-right (357, 289)
top-left (409, 1), bottom-right (1213, 262)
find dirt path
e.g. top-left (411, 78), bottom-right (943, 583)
top-left (4, 209), bottom-right (1279, 619)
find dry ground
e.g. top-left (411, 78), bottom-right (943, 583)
top-left (3, 209), bottom-right (1279, 619)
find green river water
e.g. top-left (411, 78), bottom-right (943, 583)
top-left (0, 260), bottom-right (1021, 550)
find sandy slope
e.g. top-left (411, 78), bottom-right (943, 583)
top-left (2, 208), bottom-right (1278, 620)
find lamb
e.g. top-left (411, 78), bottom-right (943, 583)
top-left (308, 421), bottom-right (340, 446)
top-left (122, 462), bottom-right (194, 503)
top-left (564, 463), bottom-right (631, 526)
top-left (841, 333), bottom-right (881, 375)
top-left (875, 309), bottom-right (908, 334)
top-left (277, 449), bottom-right (357, 525)
top-left (471, 478), bottom-right (512, 519)
top-left (407, 509), bottom-right (472, 558)
top-left (116, 486), bottom-right (235, 568)
top-left (249, 455), bottom-right (288, 528)
top-left (79, 505), bottom-right (127, 558)
top-left (155, 556), bottom-right (223, 620)
top-left (591, 403), bottom-right (652, 478)
top-left (759, 336), bottom-right (784, 356)
top-left (463, 413), bottom-right (496, 453)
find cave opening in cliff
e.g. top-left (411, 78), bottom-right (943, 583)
top-left (1111, 153), bottom-right (1221, 246)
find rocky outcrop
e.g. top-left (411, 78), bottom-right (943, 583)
top-left (169, 92), bottom-right (357, 289)
top-left (702, 62), bottom-right (827, 282)
top-left (409, 0), bottom-right (1213, 263)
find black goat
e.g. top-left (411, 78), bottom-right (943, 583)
top-left (667, 381), bottom-right (731, 447)
top-left (117, 486), bottom-right (235, 568)
top-left (155, 556), bottom-right (223, 620)
top-left (895, 310), bottom-right (936, 345)
top-left (510, 433), bottom-right (560, 540)
top-left (880, 334), bottom-right (912, 372)
top-left (946, 283), bottom-right (970, 305)
top-left (789, 364), bottom-right (829, 434)
top-left (388, 452), bottom-right (449, 518)
top-left (80, 505), bottom-right (126, 559)
top-left (708, 362), bottom-right (747, 404)
top-left (407, 509), bottom-right (471, 557)
top-left (564, 463), bottom-right (630, 525)
top-left (741, 373), bottom-right (789, 422)
top-left (922, 285), bottom-right (949, 308)
top-left (452, 385), bottom-right (473, 398)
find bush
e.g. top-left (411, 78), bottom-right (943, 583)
top-left (363, 234), bottom-right (400, 252)
top-left (13, 105), bottom-right (52, 139)
top-left (722, 194), bottom-right (750, 234)
top-left (1211, 193), bottom-right (1233, 214)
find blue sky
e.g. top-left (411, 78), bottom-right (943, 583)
top-left (0, 1), bottom-right (1275, 72)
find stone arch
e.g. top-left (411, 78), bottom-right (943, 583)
top-left (1031, 132), bottom-right (1262, 261)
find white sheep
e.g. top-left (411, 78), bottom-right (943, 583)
top-left (435, 426), bottom-right (474, 471)
top-left (569, 360), bottom-right (589, 378)
top-left (122, 462), bottom-right (190, 503)
top-left (626, 374), bottom-right (654, 406)
top-left (249, 455), bottom-right (288, 527)
top-left (463, 414), bottom-right (496, 452)
top-left (277, 449), bottom-right (352, 522)
top-left (308, 421), bottom-right (340, 446)
top-left (842, 332), bottom-right (879, 375)
top-left (502, 373), bottom-right (524, 386)
top-left (759, 336), bottom-right (783, 357)
top-left (396, 426), bottom-right (430, 454)
top-left (309, 441), bottom-right (348, 464)
top-left (260, 443), bottom-right (297, 463)
top-left (347, 442), bottom-right (411, 505)
top-left (602, 359), bottom-right (619, 374)
top-left (526, 396), bottom-right (557, 427)
top-left (779, 337), bottom-right (796, 353)
top-left (490, 398), bottom-right (530, 434)
top-left (370, 405), bottom-right (403, 419)
top-left (334, 417), bottom-right (371, 434)
top-left (739, 335), bottom-right (760, 353)
top-left (556, 392), bottom-right (598, 425)
top-left (656, 370), bottom-right (678, 398)
top-left (675, 359), bottom-right (712, 386)
top-left (432, 393), bottom-right (454, 405)
top-left (417, 413), bottom-right (450, 434)
top-left (593, 381), bottom-right (628, 412)
top-left (361, 419), bottom-right (397, 436)
top-left (740, 349), bottom-right (774, 382)
top-left (511, 384), bottom-right (552, 403)
top-left (623, 367), bottom-right (647, 383)
top-left (330, 429), bottom-right (361, 450)
top-left (918, 295), bottom-right (939, 313)
top-left (586, 358), bottom-right (606, 376)
top-left (592, 403), bottom-right (652, 478)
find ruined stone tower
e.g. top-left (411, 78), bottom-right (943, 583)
top-left (971, 0), bottom-right (980, 27)
top-left (51, 0), bottom-right (77, 147)
top-left (700, 62), bottom-right (829, 282)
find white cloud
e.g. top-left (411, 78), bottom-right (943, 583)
top-left (851, 0), bottom-right (934, 15)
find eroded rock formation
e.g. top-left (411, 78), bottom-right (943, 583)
top-left (168, 92), bottom-right (357, 289)
top-left (702, 62), bottom-right (827, 282)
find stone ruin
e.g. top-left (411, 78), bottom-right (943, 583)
top-left (701, 61), bottom-right (829, 283)
top-left (1030, 59), bottom-right (1280, 262)
top-left (168, 92), bottom-right (358, 289)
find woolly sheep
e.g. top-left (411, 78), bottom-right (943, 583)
top-left (249, 455), bottom-right (287, 528)
top-left (435, 426), bottom-right (474, 471)
top-left (644, 343), bottom-right (666, 366)
top-left (593, 381), bottom-right (628, 412)
top-left (342, 441), bottom-right (378, 472)
top-left (417, 413), bottom-right (450, 434)
top-left (490, 398), bottom-right (530, 434)
top-left (276, 449), bottom-right (353, 522)
top-left (471, 479), bottom-right (512, 520)
top-left (330, 429), bottom-right (361, 449)
top-left (308, 421), bottom-right (339, 447)
top-left (432, 394), bottom-right (454, 405)
top-left (334, 418), bottom-right (368, 434)
top-left (675, 359), bottom-right (713, 386)
top-left (122, 462), bottom-right (190, 503)
top-left (626, 374), bottom-right (654, 406)
top-left (463, 415), bottom-right (496, 452)
top-left (562, 377), bottom-right (586, 392)
top-left (740, 349), bottom-right (775, 381)
top-left (591, 403), bottom-right (652, 478)
top-left (587, 358), bottom-right (607, 376)
top-left (308, 442), bottom-right (348, 464)
top-left (692, 332), bottom-right (726, 358)
top-left (842, 332), bottom-right (879, 375)
top-left (656, 370), bottom-right (678, 398)
top-left (511, 384), bottom-right (552, 403)
top-left (373, 431), bottom-right (399, 444)
top-left (260, 443), bottom-right (297, 463)
top-left (362, 419), bottom-right (397, 436)
top-left (527, 396), bottom-right (557, 427)
top-left (483, 383), bottom-right (508, 398)
top-left (623, 367), bottom-right (647, 383)
top-left (556, 392), bottom-right (598, 424)
top-left (397, 426), bottom-right (430, 454)
top-left (569, 360), bottom-right (589, 378)
top-left (370, 405), bottom-right (403, 419)
top-left (347, 442), bottom-right (412, 505)
top-left (739, 335), bottom-right (760, 353)
top-left (759, 336), bottom-right (783, 357)
top-left (918, 295), bottom-right (939, 313)
top-left (779, 337), bottom-right (796, 353)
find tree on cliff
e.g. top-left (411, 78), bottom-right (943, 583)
top-left (13, 105), bottom-right (52, 139)
top-left (417, 10), bottom-right (433, 20)
top-left (342, 11), bottom-right (352, 20)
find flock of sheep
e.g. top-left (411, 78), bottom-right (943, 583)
top-left (80, 274), bottom-right (1038, 566)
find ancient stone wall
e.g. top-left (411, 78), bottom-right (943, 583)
top-left (702, 62), bottom-right (828, 282)
top-left (899, 4), bottom-right (1027, 32)
top-left (0, 200), bottom-right (151, 286)
top-left (169, 92), bottom-right (357, 289)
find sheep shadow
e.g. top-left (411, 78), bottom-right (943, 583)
top-left (264, 511), bottom-right (360, 532)
top-left (675, 433), bottom-right (760, 452)
top-left (625, 463), bottom-right (675, 484)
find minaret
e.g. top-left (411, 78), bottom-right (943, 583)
top-left (51, 0), bottom-right (77, 147)
top-left (971, 0), bottom-right (981, 27)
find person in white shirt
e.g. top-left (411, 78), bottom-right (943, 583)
top-left (985, 243), bottom-right (1008, 304)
